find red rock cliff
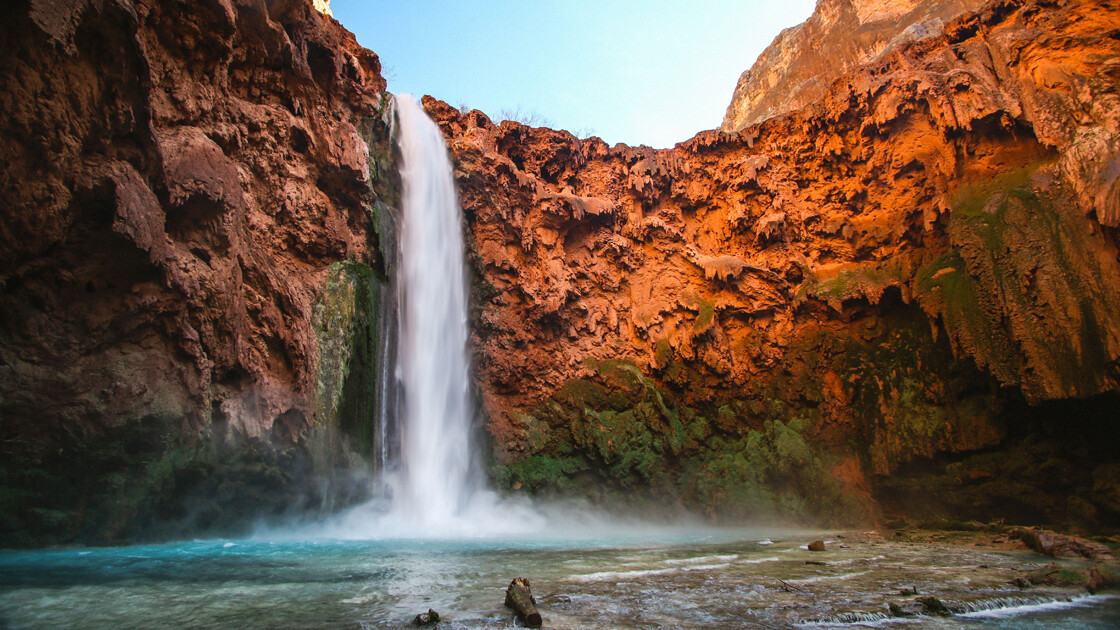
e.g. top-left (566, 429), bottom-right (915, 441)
top-left (0, 0), bottom-right (393, 544)
top-left (430, 0), bottom-right (1120, 524)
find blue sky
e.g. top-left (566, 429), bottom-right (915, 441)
top-left (331, 1), bottom-right (817, 148)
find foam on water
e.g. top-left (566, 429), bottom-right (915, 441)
top-left (959, 594), bottom-right (1118, 619)
top-left (741, 555), bottom-right (782, 564)
top-left (663, 554), bottom-right (740, 565)
top-left (786, 570), bottom-right (870, 585)
top-left (568, 563), bottom-right (734, 583)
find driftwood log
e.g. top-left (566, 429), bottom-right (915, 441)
top-left (504, 577), bottom-right (542, 627)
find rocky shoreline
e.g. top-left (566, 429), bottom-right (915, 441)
top-left (527, 526), bottom-right (1120, 628)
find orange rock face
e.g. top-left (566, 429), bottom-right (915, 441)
top-left (429, 0), bottom-right (1120, 523)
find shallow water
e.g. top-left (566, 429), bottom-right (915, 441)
top-left (1, 530), bottom-right (1117, 629)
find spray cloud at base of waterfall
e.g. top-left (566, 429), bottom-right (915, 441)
top-left (265, 490), bottom-right (822, 544)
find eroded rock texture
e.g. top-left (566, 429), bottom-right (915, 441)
top-left (432, 0), bottom-right (1120, 526)
top-left (0, 0), bottom-right (393, 544)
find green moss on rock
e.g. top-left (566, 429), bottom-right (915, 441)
top-left (312, 260), bottom-right (382, 457)
top-left (915, 164), bottom-right (1120, 399)
top-left (509, 455), bottom-right (588, 491)
top-left (496, 358), bottom-right (865, 524)
top-left (797, 262), bottom-right (905, 308)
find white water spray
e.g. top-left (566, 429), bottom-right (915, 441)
top-left (391, 94), bottom-right (476, 527)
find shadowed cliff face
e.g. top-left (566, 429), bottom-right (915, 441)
top-left (0, 0), bottom-right (393, 544)
top-left (429, 0), bottom-right (1120, 526)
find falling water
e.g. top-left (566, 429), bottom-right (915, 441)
top-left (314, 94), bottom-right (543, 538)
top-left (390, 94), bottom-right (477, 527)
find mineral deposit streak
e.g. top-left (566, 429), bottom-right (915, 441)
top-left (391, 94), bottom-right (476, 527)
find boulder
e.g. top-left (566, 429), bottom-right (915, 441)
top-left (1014, 528), bottom-right (1113, 559)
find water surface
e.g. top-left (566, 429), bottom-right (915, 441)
top-left (2, 530), bottom-right (1117, 629)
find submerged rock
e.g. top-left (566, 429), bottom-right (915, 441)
top-left (413, 609), bottom-right (441, 625)
top-left (916, 596), bottom-right (950, 616)
top-left (887, 601), bottom-right (912, 617)
top-left (887, 594), bottom-right (951, 617)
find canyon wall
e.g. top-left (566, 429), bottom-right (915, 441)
top-left (433, 0), bottom-right (1120, 527)
top-left (0, 0), bottom-right (394, 545)
top-left (2, 0), bottom-right (1119, 545)
top-left (723, 0), bottom-right (989, 131)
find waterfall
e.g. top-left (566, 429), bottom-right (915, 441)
top-left (311, 94), bottom-right (547, 539)
top-left (389, 94), bottom-right (477, 526)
